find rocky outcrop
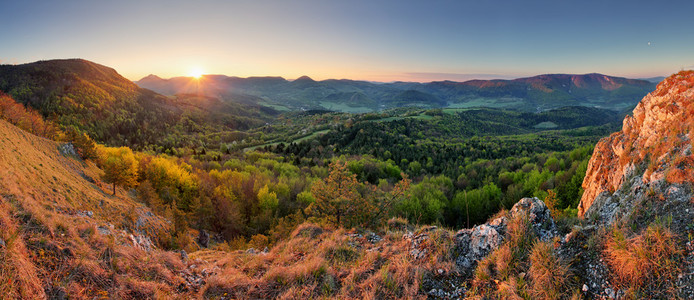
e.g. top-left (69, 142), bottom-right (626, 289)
top-left (579, 71), bottom-right (694, 218)
top-left (198, 230), bottom-right (210, 248)
top-left (454, 197), bottom-right (557, 273)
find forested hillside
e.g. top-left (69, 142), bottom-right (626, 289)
top-left (0, 59), bottom-right (276, 150)
top-left (0, 59), bottom-right (632, 247)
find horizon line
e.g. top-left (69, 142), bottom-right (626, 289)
top-left (134, 72), bottom-right (667, 84)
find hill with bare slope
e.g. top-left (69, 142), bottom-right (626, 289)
top-left (0, 119), bottom-right (198, 298)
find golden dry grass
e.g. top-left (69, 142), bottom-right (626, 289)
top-left (604, 223), bottom-right (682, 295)
top-left (0, 200), bottom-right (45, 298)
top-left (0, 119), bottom-right (192, 298)
top-left (528, 241), bottom-right (570, 300)
top-left (197, 221), bottom-right (452, 299)
top-left (469, 213), bottom-right (574, 299)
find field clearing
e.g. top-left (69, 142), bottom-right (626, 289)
top-left (319, 101), bottom-right (373, 113)
top-left (244, 129), bottom-right (331, 151)
top-left (369, 112), bottom-right (435, 123)
top-left (534, 121), bottom-right (559, 129)
top-left (259, 101), bottom-right (291, 111)
top-left (447, 97), bottom-right (525, 109)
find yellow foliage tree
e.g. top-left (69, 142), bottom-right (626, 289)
top-left (544, 190), bottom-right (560, 219)
top-left (258, 184), bottom-right (278, 212)
top-left (98, 146), bottom-right (138, 195)
top-left (139, 156), bottom-right (198, 210)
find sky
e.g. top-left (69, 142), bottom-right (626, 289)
top-left (2, 0), bottom-right (694, 82)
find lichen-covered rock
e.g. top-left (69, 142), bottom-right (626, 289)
top-left (579, 71), bottom-right (694, 217)
top-left (454, 197), bottom-right (557, 273)
top-left (509, 197), bottom-right (557, 241)
top-left (454, 224), bottom-right (503, 271)
top-left (129, 233), bottom-right (154, 251)
top-left (58, 143), bottom-right (77, 156)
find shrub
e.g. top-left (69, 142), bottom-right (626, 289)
top-left (471, 214), bottom-right (536, 297)
top-left (604, 223), bottom-right (681, 295)
top-left (528, 241), bottom-right (569, 299)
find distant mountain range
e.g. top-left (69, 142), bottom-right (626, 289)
top-left (137, 72), bottom-right (658, 113)
top-left (639, 76), bottom-right (667, 83)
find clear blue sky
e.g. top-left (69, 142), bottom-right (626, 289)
top-left (2, 0), bottom-right (693, 81)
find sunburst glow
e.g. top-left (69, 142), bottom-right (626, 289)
top-left (189, 68), bottom-right (204, 79)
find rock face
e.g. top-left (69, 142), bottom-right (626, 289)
top-left (454, 197), bottom-right (557, 273)
top-left (198, 230), bottom-right (210, 248)
top-left (579, 71), bottom-right (694, 218)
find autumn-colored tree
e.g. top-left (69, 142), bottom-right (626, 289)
top-left (544, 190), bottom-right (560, 219)
top-left (98, 146), bottom-right (138, 195)
top-left (0, 92), bottom-right (59, 139)
top-left (139, 156), bottom-right (199, 210)
top-left (309, 161), bottom-right (412, 228)
top-left (308, 161), bottom-right (366, 227)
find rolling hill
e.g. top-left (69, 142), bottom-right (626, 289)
top-left (0, 59), bottom-right (277, 150)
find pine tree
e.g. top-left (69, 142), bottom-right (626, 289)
top-left (308, 161), bottom-right (364, 227)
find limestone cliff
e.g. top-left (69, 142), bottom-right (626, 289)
top-left (579, 71), bottom-right (694, 217)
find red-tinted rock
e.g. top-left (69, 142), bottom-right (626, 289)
top-left (579, 71), bottom-right (694, 217)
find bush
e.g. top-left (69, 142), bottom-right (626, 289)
top-left (604, 223), bottom-right (681, 295)
top-left (528, 241), bottom-right (569, 299)
top-left (471, 214), bottom-right (536, 297)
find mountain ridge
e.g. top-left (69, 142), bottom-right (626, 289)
top-left (136, 71), bottom-right (656, 113)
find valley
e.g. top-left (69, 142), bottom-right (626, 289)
top-left (0, 59), bottom-right (692, 299)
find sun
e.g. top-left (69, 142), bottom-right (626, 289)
top-left (188, 68), bottom-right (204, 79)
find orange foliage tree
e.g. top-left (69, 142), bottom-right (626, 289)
top-left (0, 92), bottom-right (59, 139)
top-left (308, 161), bottom-right (365, 227)
top-left (308, 161), bottom-right (411, 228)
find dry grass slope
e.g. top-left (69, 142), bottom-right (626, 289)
top-left (0, 119), bottom-right (193, 298)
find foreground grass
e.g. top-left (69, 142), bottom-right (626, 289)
top-left (199, 221), bottom-right (454, 299)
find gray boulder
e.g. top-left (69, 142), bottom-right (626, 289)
top-left (198, 230), bottom-right (210, 248)
top-left (454, 197), bottom-right (557, 274)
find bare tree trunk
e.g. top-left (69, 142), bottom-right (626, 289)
top-left (113, 183), bottom-right (116, 196)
